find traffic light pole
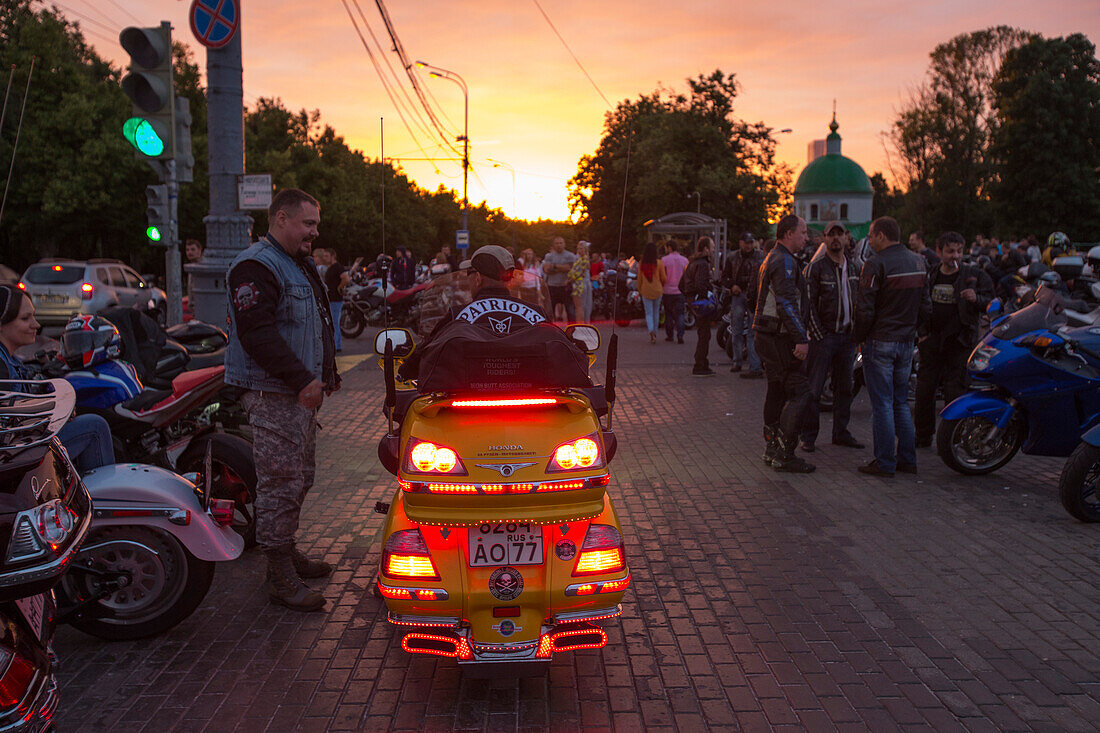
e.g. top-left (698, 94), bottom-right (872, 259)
top-left (165, 158), bottom-right (183, 326)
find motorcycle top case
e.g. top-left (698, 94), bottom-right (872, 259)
top-left (413, 321), bottom-right (592, 394)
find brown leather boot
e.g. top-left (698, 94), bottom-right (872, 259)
top-left (265, 546), bottom-right (326, 611)
top-left (290, 544), bottom-right (333, 579)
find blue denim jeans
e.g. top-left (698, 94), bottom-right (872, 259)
top-left (862, 339), bottom-right (916, 472)
top-left (58, 413), bottom-right (115, 474)
top-left (729, 293), bottom-right (761, 371)
top-left (329, 300), bottom-right (343, 351)
top-left (642, 296), bottom-right (661, 334)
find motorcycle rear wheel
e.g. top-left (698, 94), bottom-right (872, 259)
top-left (178, 435), bottom-right (257, 548)
top-left (937, 414), bottom-right (1024, 475)
top-left (339, 308), bottom-right (365, 339)
top-left (59, 526), bottom-right (215, 640)
top-left (1058, 442), bottom-right (1100, 522)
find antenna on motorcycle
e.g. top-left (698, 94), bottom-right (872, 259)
top-left (380, 117), bottom-right (390, 330)
top-left (384, 338), bottom-right (397, 435)
top-left (609, 127), bottom-right (635, 338)
top-left (605, 333), bottom-right (618, 429)
top-left (202, 438), bottom-right (213, 511)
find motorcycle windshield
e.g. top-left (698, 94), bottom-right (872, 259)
top-left (991, 286), bottom-right (1068, 340)
top-left (417, 269), bottom-right (552, 337)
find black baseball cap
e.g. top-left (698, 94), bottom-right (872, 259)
top-left (740, 232), bottom-right (755, 242)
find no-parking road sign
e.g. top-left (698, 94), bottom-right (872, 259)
top-left (190, 0), bottom-right (239, 49)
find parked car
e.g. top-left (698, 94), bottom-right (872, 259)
top-left (18, 259), bottom-right (167, 328)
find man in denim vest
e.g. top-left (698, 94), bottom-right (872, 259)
top-left (226, 189), bottom-right (339, 611)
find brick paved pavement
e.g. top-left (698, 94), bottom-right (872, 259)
top-left (54, 324), bottom-right (1100, 731)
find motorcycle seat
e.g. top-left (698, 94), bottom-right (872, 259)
top-left (386, 281), bottom-right (430, 303)
top-left (185, 349), bottom-right (225, 370)
top-left (121, 388), bottom-right (173, 412)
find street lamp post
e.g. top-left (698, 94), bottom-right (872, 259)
top-left (416, 61), bottom-right (469, 234)
top-left (687, 191), bottom-right (700, 213)
top-left (487, 158), bottom-right (516, 250)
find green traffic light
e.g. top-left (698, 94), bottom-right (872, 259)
top-left (146, 225), bottom-right (162, 242)
top-left (123, 116), bottom-right (165, 156)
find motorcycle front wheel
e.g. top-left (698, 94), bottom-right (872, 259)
top-left (339, 307), bottom-right (365, 339)
top-left (59, 526), bottom-right (215, 640)
top-left (937, 414), bottom-right (1024, 475)
top-left (1058, 442), bottom-right (1100, 522)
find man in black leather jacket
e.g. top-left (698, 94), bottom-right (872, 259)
top-left (854, 217), bottom-right (931, 477)
top-left (914, 231), bottom-right (994, 446)
top-left (719, 233), bottom-right (765, 376)
top-left (799, 222), bottom-right (864, 453)
top-left (752, 215), bottom-right (815, 473)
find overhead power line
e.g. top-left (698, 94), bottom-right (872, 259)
top-left (531, 0), bottom-right (611, 108)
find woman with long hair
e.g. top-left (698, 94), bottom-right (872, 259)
top-left (637, 241), bottom-right (667, 343)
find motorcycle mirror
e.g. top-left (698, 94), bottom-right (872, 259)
top-left (373, 328), bottom-right (414, 357)
top-left (565, 324), bottom-right (601, 353)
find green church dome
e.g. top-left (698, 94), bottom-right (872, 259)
top-left (794, 116), bottom-right (873, 195)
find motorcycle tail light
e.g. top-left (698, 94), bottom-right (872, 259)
top-left (548, 433), bottom-right (603, 472)
top-left (383, 529), bottom-right (440, 581)
top-left (405, 439), bottom-right (467, 475)
top-left (0, 647), bottom-right (36, 709)
top-left (573, 524), bottom-right (625, 576)
top-left (209, 499), bottom-right (235, 527)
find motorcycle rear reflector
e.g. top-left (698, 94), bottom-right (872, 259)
top-left (383, 529), bottom-right (440, 580)
top-left (493, 606), bottom-right (521, 618)
top-left (536, 480), bottom-right (585, 492)
top-left (378, 585), bottom-right (413, 600)
top-left (600, 576), bottom-right (631, 593)
top-left (450, 398), bottom-right (558, 408)
top-left (573, 524), bottom-right (625, 576)
top-left (0, 647), bottom-right (35, 708)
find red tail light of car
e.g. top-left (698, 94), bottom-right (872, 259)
top-left (80, 283), bottom-right (94, 300)
top-left (0, 647), bottom-right (35, 709)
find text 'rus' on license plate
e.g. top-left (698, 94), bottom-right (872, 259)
top-left (469, 522), bottom-right (543, 566)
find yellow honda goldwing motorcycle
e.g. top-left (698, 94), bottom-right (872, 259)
top-left (371, 271), bottom-right (628, 669)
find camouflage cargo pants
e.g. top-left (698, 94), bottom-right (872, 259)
top-left (240, 390), bottom-right (318, 551)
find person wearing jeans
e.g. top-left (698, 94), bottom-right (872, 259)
top-left (853, 217), bottom-right (931, 477)
top-left (720, 232), bottom-right (764, 376)
top-left (862, 339), bottom-right (917, 474)
top-left (660, 243), bottom-right (689, 343)
top-left (729, 294), bottom-right (762, 375)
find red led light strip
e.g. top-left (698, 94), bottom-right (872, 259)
top-left (450, 398), bottom-right (558, 407)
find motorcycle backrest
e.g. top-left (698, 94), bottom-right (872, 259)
top-left (0, 379), bottom-right (76, 450)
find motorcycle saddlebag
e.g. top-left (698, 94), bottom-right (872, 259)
top-left (416, 321), bottom-right (592, 393)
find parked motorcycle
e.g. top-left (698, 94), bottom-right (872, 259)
top-left (371, 272), bottom-right (629, 669)
top-left (0, 379), bottom-right (94, 726)
top-left (57, 445), bottom-right (243, 639)
top-left (340, 280), bottom-right (390, 339)
top-left (938, 287), bottom-right (1100, 475)
top-left (51, 318), bottom-right (258, 547)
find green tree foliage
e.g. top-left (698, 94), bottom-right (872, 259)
top-left (991, 34), bottom-right (1100, 239)
top-left (0, 2), bottom-right (152, 269)
top-left (888, 26), bottom-right (1034, 237)
top-left (870, 172), bottom-right (906, 223)
top-left (567, 71), bottom-right (790, 257)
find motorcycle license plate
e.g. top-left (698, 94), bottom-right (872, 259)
top-left (15, 593), bottom-right (46, 643)
top-left (468, 523), bottom-right (543, 567)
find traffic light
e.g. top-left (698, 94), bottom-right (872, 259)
top-left (119, 23), bottom-right (174, 161)
top-left (146, 184), bottom-right (169, 243)
top-left (174, 97), bottom-right (193, 182)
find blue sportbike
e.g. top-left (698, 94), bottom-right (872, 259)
top-left (938, 288), bottom-right (1100, 476)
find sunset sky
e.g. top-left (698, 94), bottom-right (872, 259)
top-left (63, 0), bottom-right (1100, 222)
